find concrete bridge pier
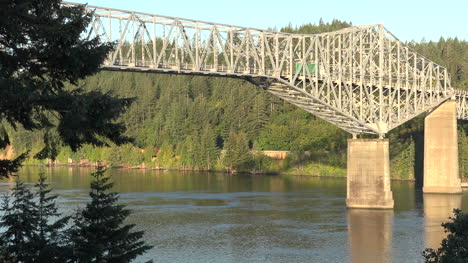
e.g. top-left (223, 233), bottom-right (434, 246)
top-left (423, 100), bottom-right (462, 194)
top-left (346, 139), bottom-right (394, 209)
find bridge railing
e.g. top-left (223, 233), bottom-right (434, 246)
top-left (67, 2), bottom-right (450, 93)
top-left (62, 1), bottom-right (463, 135)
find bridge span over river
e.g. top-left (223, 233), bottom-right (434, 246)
top-left (64, 2), bottom-right (468, 209)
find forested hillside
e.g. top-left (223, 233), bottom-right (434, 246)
top-left (3, 20), bottom-right (467, 179)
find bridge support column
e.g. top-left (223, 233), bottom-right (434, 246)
top-left (346, 139), bottom-right (394, 209)
top-left (423, 100), bottom-right (462, 194)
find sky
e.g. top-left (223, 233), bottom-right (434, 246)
top-left (69, 0), bottom-right (467, 42)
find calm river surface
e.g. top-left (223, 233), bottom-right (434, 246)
top-left (1, 166), bottom-right (467, 263)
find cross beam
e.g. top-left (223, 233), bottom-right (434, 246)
top-left (63, 2), bottom-right (467, 135)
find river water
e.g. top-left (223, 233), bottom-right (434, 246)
top-left (0, 166), bottom-right (467, 263)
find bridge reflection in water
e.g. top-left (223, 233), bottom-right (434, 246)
top-left (423, 194), bottom-right (462, 250)
top-left (2, 168), bottom-right (468, 261)
top-left (347, 194), bottom-right (462, 263)
top-left (59, 2), bottom-right (468, 211)
top-left (347, 209), bottom-right (393, 263)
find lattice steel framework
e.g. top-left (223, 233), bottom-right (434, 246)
top-left (456, 90), bottom-right (468, 121)
top-left (63, 2), bottom-right (468, 135)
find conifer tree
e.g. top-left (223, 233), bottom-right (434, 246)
top-left (222, 130), bottom-right (237, 172)
top-left (68, 166), bottom-right (152, 262)
top-left (459, 130), bottom-right (468, 178)
top-left (190, 132), bottom-right (203, 169)
top-left (0, 174), bottom-right (71, 262)
top-left (223, 131), bottom-right (252, 172)
top-left (0, 0), bottom-right (133, 178)
top-left (33, 173), bottom-right (71, 262)
top-left (178, 135), bottom-right (196, 169)
top-left (248, 92), bottom-right (269, 139)
top-left (0, 181), bottom-right (39, 261)
top-left (200, 126), bottom-right (219, 170)
top-left (156, 143), bottom-right (175, 168)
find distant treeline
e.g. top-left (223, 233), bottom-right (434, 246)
top-left (3, 19), bottom-right (468, 178)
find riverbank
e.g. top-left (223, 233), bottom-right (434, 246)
top-left (24, 161), bottom-right (397, 181)
top-left (30, 149), bottom-right (351, 177)
top-left (21, 161), bottom-right (468, 188)
top-left (21, 149), bottom-right (467, 182)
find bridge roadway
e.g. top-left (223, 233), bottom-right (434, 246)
top-left (63, 2), bottom-right (468, 209)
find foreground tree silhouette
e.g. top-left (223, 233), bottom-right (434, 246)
top-left (0, 173), bottom-right (69, 262)
top-left (0, 181), bottom-right (38, 261)
top-left (0, 170), bottom-right (152, 262)
top-left (423, 209), bottom-right (468, 262)
top-left (69, 166), bottom-right (152, 262)
top-left (33, 174), bottom-right (71, 262)
top-left (0, 0), bottom-right (133, 179)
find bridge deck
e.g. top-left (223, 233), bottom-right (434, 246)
top-left (63, 1), bottom-right (468, 135)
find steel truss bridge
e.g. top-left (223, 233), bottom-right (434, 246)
top-left (64, 2), bottom-right (468, 136)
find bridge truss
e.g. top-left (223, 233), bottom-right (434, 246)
top-left (456, 90), bottom-right (468, 121)
top-left (63, 2), bottom-right (468, 136)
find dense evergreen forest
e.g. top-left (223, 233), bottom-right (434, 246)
top-left (3, 20), bottom-right (467, 179)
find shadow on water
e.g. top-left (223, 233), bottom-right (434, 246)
top-left (347, 209), bottom-right (393, 263)
top-left (413, 133), bottom-right (424, 190)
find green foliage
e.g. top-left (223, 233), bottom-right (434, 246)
top-left (459, 128), bottom-right (468, 178)
top-left (281, 151), bottom-right (346, 177)
top-left (0, 153), bottom-right (27, 178)
top-left (0, 170), bottom-right (152, 262)
top-left (285, 162), bottom-right (347, 177)
top-left (223, 131), bottom-right (252, 172)
top-left (0, 181), bottom-right (38, 261)
top-left (34, 173), bottom-right (71, 262)
top-left (106, 145), bottom-right (125, 167)
top-left (68, 166), bottom-right (153, 262)
top-left (408, 38), bottom-right (467, 90)
top-left (156, 143), bottom-right (175, 168)
top-left (177, 134), bottom-right (198, 169)
top-left (35, 130), bottom-right (62, 160)
top-left (390, 139), bottom-right (415, 180)
top-left (423, 209), bottom-right (468, 262)
top-left (0, 0), bottom-right (133, 178)
top-left (256, 109), bottom-right (343, 151)
top-left (280, 19), bottom-right (352, 34)
top-left (0, 173), bottom-right (70, 262)
top-left (252, 152), bottom-right (272, 173)
top-left (3, 16), bottom-right (467, 178)
top-left (172, 127), bottom-right (219, 170)
top-left (199, 127), bottom-right (219, 170)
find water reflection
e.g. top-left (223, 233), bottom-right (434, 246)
top-left (423, 194), bottom-right (462, 250)
top-left (3, 167), bottom-right (468, 262)
top-left (347, 209), bottom-right (393, 263)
